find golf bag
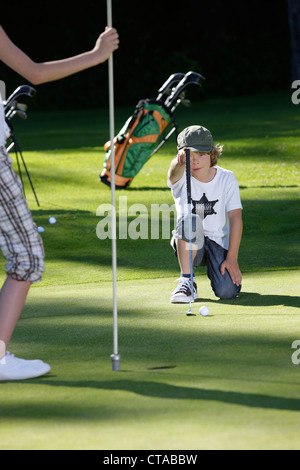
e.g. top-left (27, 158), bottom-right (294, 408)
top-left (4, 85), bottom-right (40, 206)
top-left (100, 71), bottom-right (205, 189)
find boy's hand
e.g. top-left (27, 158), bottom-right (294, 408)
top-left (177, 148), bottom-right (186, 166)
top-left (168, 153), bottom-right (186, 185)
top-left (92, 27), bottom-right (119, 64)
top-left (220, 257), bottom-right (242, 286)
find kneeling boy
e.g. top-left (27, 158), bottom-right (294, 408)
top-left (168, 125), bottom-right (243, 303)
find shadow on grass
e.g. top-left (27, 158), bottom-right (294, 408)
top-left (9, 378), bottom-right (300, 414)
top-left (239, 185), bottom-right (299, 189)
top-left (122, 187), bottom-right (170, 192)
top-left (21, 288), bottom-right (300, 320)
top-left (198, 291), bottom-right (300, 309)
top-left (3, 286), bottom-right (299, 421)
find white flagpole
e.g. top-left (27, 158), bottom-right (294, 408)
top-left (107, 0), bottom-right (120, 371)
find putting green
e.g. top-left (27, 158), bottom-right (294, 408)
top-left (0, 269), bottom-right (299, 450)
top-left (0, 92), bottom-right (299, 449)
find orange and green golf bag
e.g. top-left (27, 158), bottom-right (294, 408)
top-left (100, 98), bottom-right (177, 189)
top-left (100, 71), bottom-right (205, 189)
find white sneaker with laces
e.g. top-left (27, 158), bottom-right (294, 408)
top-left (170, 277), bottom-right (198, 303)
top-left (0, 352), bottom-right (51, 381)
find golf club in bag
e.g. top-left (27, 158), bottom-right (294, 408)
top-left (100, 71), bottom-right (205, 189)
top-left (4, 85), bottom-right (40, 206)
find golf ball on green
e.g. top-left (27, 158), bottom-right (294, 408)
top-left (49, 217), bottom-right (56, 224)
top-left (199, 306), bottom-right (209, 316)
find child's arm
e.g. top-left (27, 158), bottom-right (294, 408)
top-left (167, 149), bottom-right (186, 185)
top-left (0, 25), bottom-right (119, 85)
top-left (220, 208), bottom-right (243, 286)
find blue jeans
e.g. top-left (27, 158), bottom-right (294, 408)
top-left (172, 215), bottom-right (241, 300)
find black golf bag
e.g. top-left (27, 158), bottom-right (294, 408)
top-left (100, 71), bottom-right (205, 189)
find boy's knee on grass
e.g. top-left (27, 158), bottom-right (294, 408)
top-left (212, 280), bottom-right (241, 300)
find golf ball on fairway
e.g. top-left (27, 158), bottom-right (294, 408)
top-left (199, 306), bottom-right (209, 316)
top-left (37, 226), bottom-right (45, 233)
top-left (49, 217), bottom-right (56, 224)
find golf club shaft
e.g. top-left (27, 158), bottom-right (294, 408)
top-left (9, 136), bottom-right (40, 206)
top-left (185, 149), bottom-right (194, 303)
top-left (150, 127), bottom-right (177, 156)
top-left (107, 0), bottom-right (119, 370)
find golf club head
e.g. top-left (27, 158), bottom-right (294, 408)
top-left (17, 103), bottom-right (28, 112)
top-left (14, 110), bottom-right (27, 120)
top-left (165, 71), bottom-right (205, 107)
top-left (4, 85), bottom-right (36, 110)
top-left (186, 301), bottom-right (193, 316)
top-left (178, 92), bottom-right (191, 107)
top-left (157, 73), bottom-right (185, 100)
top-left (171, 97), bottom-right (192, 113)
top-left (181, 99), bottom-right (191, 107)
top-left (183, 71), bottom-right (205, 86)
top-left (6, 105), bottom-right (28, 121)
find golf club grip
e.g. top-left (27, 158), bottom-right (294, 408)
top-left (185, 148), bottom-right (192, 204)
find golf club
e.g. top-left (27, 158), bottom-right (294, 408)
top-left (164, 71), bottom-right (205, 108)
top-left (6, 131), bottom-right (40, 207)
top-left (6, 109), bottom-right (27, 120)
top-left (150, 92), bottom-right (193, 158)
top-left (5, 85), bottom-right (39, 206)
top-left (171, 92), bottom-right (191, 113)
top-left (156, 73), bottom-right (185, 101)
top-left (185, 148), bottom-right (194, 316)
top-left (4, 85), bottom-right (36, 110)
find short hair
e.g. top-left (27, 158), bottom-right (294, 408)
top-left (210, 144), bottom-right (224, 167)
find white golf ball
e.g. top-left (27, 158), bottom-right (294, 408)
top-left (49, 217), bottom-right (56, 224)
top-left (199, 306), bottom-right (209, 317)
top-left (37, 226), bottom-right (45, 233)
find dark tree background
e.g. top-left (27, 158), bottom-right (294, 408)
top-left (0, 0), bottom-right (293, 110)
top-left (287, 0), bottom-right (300, 81)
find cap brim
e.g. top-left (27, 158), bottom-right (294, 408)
top-left (188, 145), bottom-right (212, 152)
top-left (177, 144), bottom-right (213, 152)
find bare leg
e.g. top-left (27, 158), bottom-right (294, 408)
top-left (0, 276), bottom-right (31, 359)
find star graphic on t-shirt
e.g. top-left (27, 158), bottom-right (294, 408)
top-left (192, 193), bottom-right (219, 219)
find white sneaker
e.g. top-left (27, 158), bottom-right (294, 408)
top-left (170, 277), bottom-right (198, 303)
top-left (0, 352), bottom-right (51, 381)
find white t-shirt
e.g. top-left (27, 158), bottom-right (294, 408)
top-left (168, 166), bottom-right (242, 250)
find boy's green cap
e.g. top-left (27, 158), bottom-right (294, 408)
top-left (177, 125), bottom-right (213, 152)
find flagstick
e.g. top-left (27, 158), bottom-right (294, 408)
top-left (107, 0), bottom-right (120, 371)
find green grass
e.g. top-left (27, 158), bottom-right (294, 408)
top-left (0, 90), bottom-right (299, 450)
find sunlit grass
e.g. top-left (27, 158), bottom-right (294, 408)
top-left (0, 91), bottom-right (299, 450)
